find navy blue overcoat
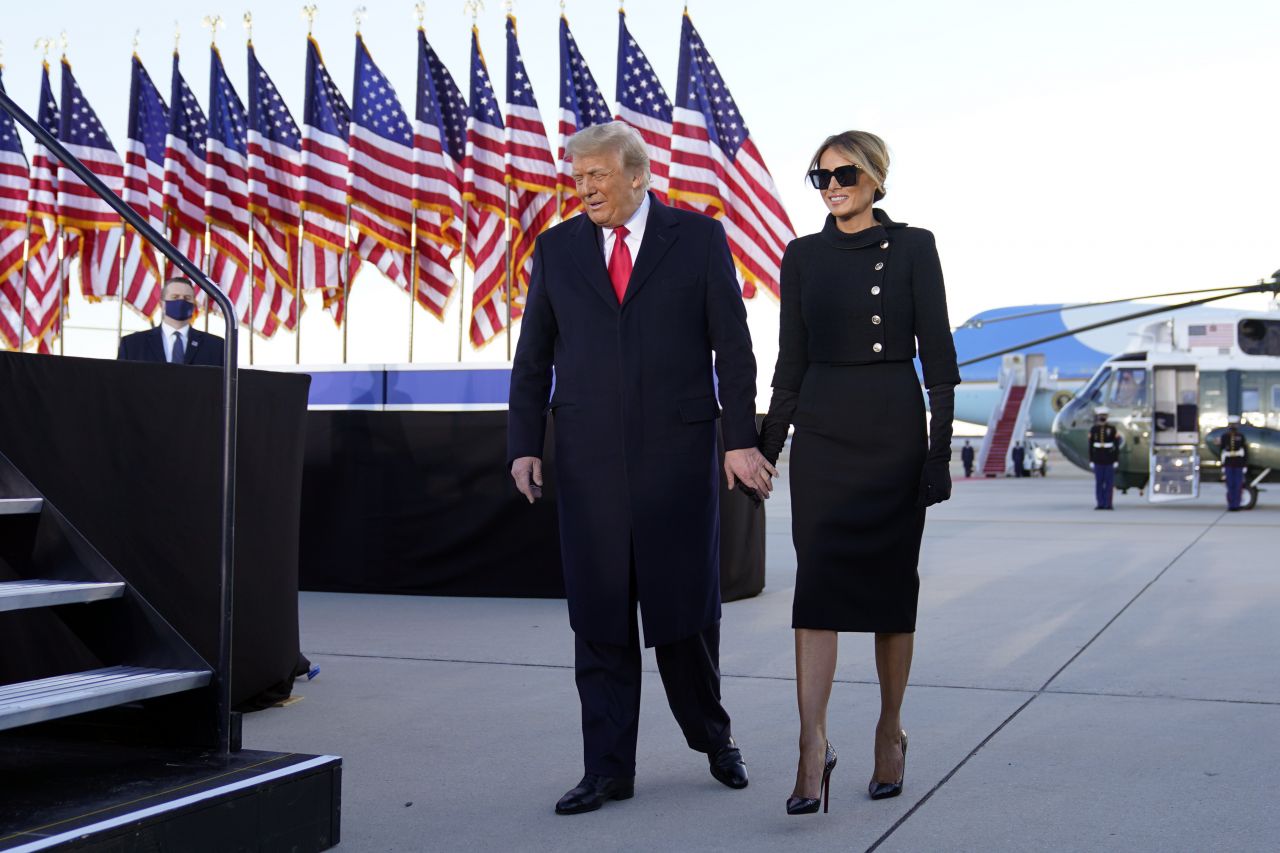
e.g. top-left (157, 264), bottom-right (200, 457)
top-left (508, 195), bottom-right (757, 647)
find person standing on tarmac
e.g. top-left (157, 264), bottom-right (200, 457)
top-left (1088, 407), bottom-right (1119, 510)
top-left (1219, 415), bottom-right (1249, 511)
top-left (960, 440), bottom-right (975, 478)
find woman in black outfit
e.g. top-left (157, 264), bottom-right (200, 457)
top-left (758, 131), bottom-right (958, 814)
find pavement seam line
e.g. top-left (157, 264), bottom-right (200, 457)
top-left (864, 510), bottom-right (1226, 853)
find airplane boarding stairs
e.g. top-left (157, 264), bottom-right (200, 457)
top-left (977, 365), bottom-right (1042, 476)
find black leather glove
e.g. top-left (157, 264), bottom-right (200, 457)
top-left (918, 460), bottom-right (952, 507)
top-left (758, 388), bottom-right (798, 466)
top-left (918, 384), bottom-right (956, 507)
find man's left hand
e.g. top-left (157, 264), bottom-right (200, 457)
top-left (725, 447), bottom-right (777, 498)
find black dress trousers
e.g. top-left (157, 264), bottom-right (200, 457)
top-left (574, 560), bottom-right (732, 777)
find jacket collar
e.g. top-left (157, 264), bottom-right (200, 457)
top-left (569, 191), bottom-right (678, 310)
top-left (819, 207), bottom-right (905, 249)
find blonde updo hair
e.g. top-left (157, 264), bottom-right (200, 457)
top-left (809, 131), bottom-right (889, 201)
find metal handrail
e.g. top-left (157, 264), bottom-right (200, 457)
top-left (0, 89), bottom-right (239, 755)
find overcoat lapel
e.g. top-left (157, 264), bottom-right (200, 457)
top-left (184, 329), bottom-right (200, 364)
top-left (567, 214), bottom-right (620, 311)
top-left (147, 327), bottom-right (166, 363)
top-left (620, 194), bottom-right (679, 309)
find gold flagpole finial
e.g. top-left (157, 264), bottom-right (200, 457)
top-left (202, 15), bottom-right (225, 47)
top-left (414, 2), bottom-right (426, 26)
top-left (243, 11), bottom-right (253, 42)
top-left (463, 0), bottom-right (483, 23)
top-left (34, 37), bottom-right (52, 60)
top-left (353, 5), bottom-right (367, 33)
top-left (58, 31), bottom-right (68, 58)
top-left (174, 20), bottom-right (182, 53)
top-left (503, 0), bottom-right (513, 15)
top-left (133, 29), bottom-right (143, 54)
top-left (302, 4), bottom-right (319, 33)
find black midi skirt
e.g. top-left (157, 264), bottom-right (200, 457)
top-left (789, 360), bottom-right (927, 633)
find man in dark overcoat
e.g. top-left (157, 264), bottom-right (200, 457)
top-left (508, 122), bottom-right (774, 815)
top-left (118, 277), bottom-right (225, 366)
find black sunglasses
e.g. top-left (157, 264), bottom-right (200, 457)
top-left (807, 164), bottom-right (861, 190)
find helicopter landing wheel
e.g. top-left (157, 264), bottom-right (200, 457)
top-left (1244, 485), bottom-right (1259, 511)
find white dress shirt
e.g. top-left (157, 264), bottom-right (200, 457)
top-left (162, 324), bottom-right (190, 363)
top-left (601, 193), bottom-right (650, 266)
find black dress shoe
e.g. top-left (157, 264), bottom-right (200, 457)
top-left (708, 738), bottom-right (749, 789)
top-left (554, 773), bottom-right (635, 815)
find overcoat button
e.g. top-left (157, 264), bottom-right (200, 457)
top-left (871, 286), bottom-right (881, 295)
top-left (880, 240), bottom-right (889, 249)
top-left (872, 315), bottom-right (882, 325)
top-left (875, 262), bottom-right (884, 271)
top-left (872, 343), bottom-right (883, 353)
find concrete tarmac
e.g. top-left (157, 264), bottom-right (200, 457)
top-left (244, 464), bottom-right (1280, 852)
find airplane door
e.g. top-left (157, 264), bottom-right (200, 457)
top-left (1149, 366), bottom-right (1200, 502)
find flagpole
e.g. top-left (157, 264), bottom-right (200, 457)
top-left (340, 202), bottom-right (351, 363)
top-left (56, 228), bottom-right (65, 355)
top-left (294, 214), bottom-right (304, 364)
top-left (456, 199), bottom-right (469, 362)
top-left (18, 213), bottom-right (30, 349)
top-left (408, 218), bottom-right (418, 363)
top-left (504, 184), bottom-right (513, 361)
top-left (115, 227), bottom-right (126, 349)
top-left (246, 215), bottom-right (256, 365)
top-left (202, 222), bottom-right (211, 334)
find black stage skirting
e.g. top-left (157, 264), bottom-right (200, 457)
top-left (0, 352), bottom-right (309, 709)
top-left (300, 411), bottom-right (766, 603)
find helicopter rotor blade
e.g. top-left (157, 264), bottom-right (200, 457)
top-left (957, 280), bottom-right (1278, 368)
top-left (956, 283), bottom-right (1268, 329)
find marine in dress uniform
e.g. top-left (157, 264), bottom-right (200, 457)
top-left (1219, 416), bottom-right (1249, 511)
top-left (1088, 407), bottom-right (1119, 509)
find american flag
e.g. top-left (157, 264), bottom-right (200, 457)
top-left (412, 27), bottom-right (466, 319)
top-left (162, 51), bottom-right (208, 295)
top-left (0, 67), bottom-right (29, 348)
top-left (615, 10), bottom-right (672, 202)
top-left (206, 45), bottom-right (275, 336)
top-left (463, 26), bottom-right (509, 348)
top-left (670, 13), bottom-right (794, 299)
top-left (1187, 323), bottom-right (1236, 349)
top-left (120, 54), bottom-right (168, 319)
top-left (347, 34), bottom-right (414, 297)
top-left (300, 36), bottom-right (357, 325)
top-left (247, 43), bottom-right (300, 332)
top-left (556, 14), bottom-right (611, 219)
top-left (504, 15), bottom-right (555, 326)
top-left (24, 62), bottom-right (61, 352)
top-left (57, 57), bottom-right (124, 305)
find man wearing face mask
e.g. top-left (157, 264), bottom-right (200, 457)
top-left (118, 277), bottom-right (226, 366)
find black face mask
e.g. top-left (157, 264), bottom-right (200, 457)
top-left (165, 299), bottom-right (195, 322)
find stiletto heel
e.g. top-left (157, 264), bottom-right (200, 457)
top-left (869, 730), bottom-right (907, 800)
top-left (787, 742), bottom-right (837, 815)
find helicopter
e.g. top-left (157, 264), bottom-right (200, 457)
top-left (956, 274), bottom-right (1280, 507)
top-left (1051, 313), bottom-right (1279, 508)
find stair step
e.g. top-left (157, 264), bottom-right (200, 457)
top-left (0, 579), bottom-right (126, 613)
top-left (0, 666), bottom-right (212, 732)
top-left (0, 497), bottom-right (42, 515)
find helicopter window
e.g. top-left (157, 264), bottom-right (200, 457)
top-left (1241, 388), bottom-right (1260, 412)
top-left (1109, 368), bottom-right (1148, 408)
top-left (1238, 319), bottom-right (1280, 356)
top-left (1080, 367), bottom-right (1112, 404)
top-left (1272, 385), bottom-right (1280, 411)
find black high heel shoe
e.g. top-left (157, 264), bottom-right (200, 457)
top-left (786, 742), bottom-right (837, 815)
top-left (869, 730), bottom-right (907, 800)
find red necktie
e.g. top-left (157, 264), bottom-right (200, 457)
top-left (608, 225), bottom-right (632, 303)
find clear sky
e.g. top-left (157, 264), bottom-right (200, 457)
top-left (3, 0), bottom-right (1278, 388)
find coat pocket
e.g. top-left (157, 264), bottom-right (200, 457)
top-left (677, 395), bottom-right (721, 423)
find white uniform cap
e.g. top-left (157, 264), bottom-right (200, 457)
top-left (1227, 414), bottom-right (1241, 424)
top-left (1095, 406), bottom-right (1110, 416)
